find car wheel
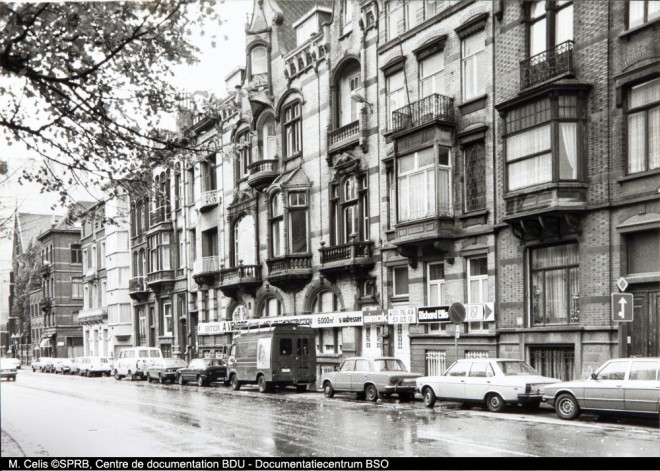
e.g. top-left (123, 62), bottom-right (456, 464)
top-left (365, 384), bottom-right (379, 402)
top-left (422, 387), bottom-right (436, 408)
top-left (197, 376), bottom-right (205, 387)
top-left (114, 370), bottom-right (121, 380)
top-left (159, 375), bottom-right (164, 384)
top-left (230, 374), bottom-right (240, 391)
top-left (323, 382), bottom-right (335, 398)
top-left (486, 393), bottom-right (505, 413)
top-left (178, 374), bottom-right (185, 385)
top-left (555, 393), bottom-right (580, 420)
top-left (257, 375), bottom-right (271, 393)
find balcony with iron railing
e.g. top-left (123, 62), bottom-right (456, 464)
top-left (128, 276), bottom-right (149, 300)
top-left (328, 120), bottom-right (360, 154)
top-left (520, 40), bottom-right (574, 90)
top-left (266, 254), bottom-right (313, 290)
top-left (218, 262), bottom-right (262, 296)
top-left (391, 93), bottom-right (454, 136)
top-left (247, 159), bottom-right (279, 191)
top-left (199, 189), bottom-right (221, 211)
top-left (319, 239), bottom-right (375, 278)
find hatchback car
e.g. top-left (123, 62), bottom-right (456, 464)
top-left (1, 359), bottom-right (18, 381)
top-left (146, 358), bottom-right (188, 384)
top-left (53, 358), bottom-right (73, 374)
top-left (176, 358), bottom-right (227, 387)
top-left (416, 358), bottom-right (560, 412)
top-left (322, 357), bottom-right (422, 402)
top-left (541, 357), bottom-right (660, 420)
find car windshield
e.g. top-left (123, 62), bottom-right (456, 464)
top-left (373, 359), bottom-right (406, 372)
top-left (204, 359), bottom-right (224, 367)
top-left (497, 361), bottom-right (539, 376)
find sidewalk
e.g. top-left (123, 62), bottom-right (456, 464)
top-left (1, 429), bottom-right (25, 457)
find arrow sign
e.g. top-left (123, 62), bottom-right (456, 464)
top-left (611, 293), bottom-right (633, 322)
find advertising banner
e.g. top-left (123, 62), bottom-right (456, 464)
top-left (417, 305), bottom-right (451, 323)
top-left (310, 311), bottom-right (363, 328)
top-left (362, 310), bottom-right (388, 325)
top-left (197, 322), bottom-right (233, 335)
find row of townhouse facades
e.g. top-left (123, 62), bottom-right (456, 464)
top-left (113, 0), bottom-right (659, 382)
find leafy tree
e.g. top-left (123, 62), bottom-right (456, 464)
top-left (0, 1), bottom-right (223, 207)
top-left (11, 241), bottom-right (42, 341)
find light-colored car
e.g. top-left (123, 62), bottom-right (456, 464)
top-left (32, 357), bottom-right (54, 372)
top-left (416, 358), bottom-right (560, 412)
top-left (1, 359), bottom-right (18, 381)
top-left (146, 358), bottom-right (188, 384)
top-left (78, 356), bottom-right (112, 377)
top-left (541, 357), bottom-right (660, 421)
top-left (54, 358), bottom-right (73, 374)
top-left (322, 357), bottom-right (422, 402)
top-left (3, 358), bottom-right (21, 370)
top-left (114, 347), bottom-right (163, 380)
top-left (71, 357), bottom-right (82, 374)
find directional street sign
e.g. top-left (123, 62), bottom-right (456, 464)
top-left (611, 293), bottom-right (633, 322)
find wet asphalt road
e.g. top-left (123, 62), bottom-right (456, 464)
top-left (1, 369), bottom-right (659, 457)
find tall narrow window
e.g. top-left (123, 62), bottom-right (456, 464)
top-left (427, 262), bottom-right (445, 305)
top-left (163, 303), bottom-right (173, 336)
top-left (234, 215), bottom-right (256, 265)
top-left (420, 52), bottom-right (444, 98)
top-left (385, 1), bottom-right (404, 41)
top-left (392, 266), bottom-right (409, 297)
top-left (283, 102), bottom-right (302, 158)
top-left (531, 243), bottom-right (579, 325)
top-left (250, 46), bottom-right (267, 78)
top-left (261, 115), bottom-right (277, 161)
top-left (71, 244), bottom-right (82, 264)
top-left (288, 192), bottom-right (308, 254)
top-left (528, 1), bottom-right (573, 57)
top-left (462, 30), bottom-right (485, 101)
top-left (312, 291), bottom-right (341, 353)
top-left (339, 63), bottom-right (361, 126)
top-left (260, 297), bottom-right (282, 317)
top-left (464, 142), bottom-right (486, 212)
top-left (270, 193), bottom-right (284, 258)
top-left (386, 71), bottom-right (405, 129)
top-left (341, 0), bottom-right (353, 34)
top-left (627, 78), bottom-right (660, 174)
top-left (467, 257), bottom-right (488, 332)
top-left (236, 131), bottom-right (252, 180)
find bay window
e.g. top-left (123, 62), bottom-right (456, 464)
top-left (505, 95), bottom-right (583, 192)
top-left (530, 243), bottom-right (579, 325)
top-left (628, 1), bottom-right (660, 29)
top-left (397, 146), bottom-right (451, 222)
top-left (288, 192), bottom-right (308, 254)
top-left (270, 192), bottom-right (284, 258)
top-left (627, 78), bottom-right (660, 174)
top-left (148, 232), bottom-right (171, 272)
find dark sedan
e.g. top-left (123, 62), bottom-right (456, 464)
top-left (146, 358), bottom-right (188, 384)
top-left (176, 358), bottom-right (227, 387)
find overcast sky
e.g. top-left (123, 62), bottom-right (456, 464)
top-left (0, 0), bottom-right (252, 266)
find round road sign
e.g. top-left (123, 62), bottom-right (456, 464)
top-left (449, 302), bottom-right (466, 325)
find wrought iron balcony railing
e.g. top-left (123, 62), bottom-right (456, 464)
top-left (391, 93), bottom-right (454, 134)
top-left (520, 40), bottom-right (574, 90)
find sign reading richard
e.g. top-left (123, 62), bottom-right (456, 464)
top-left (417, 305), bottom-right (450, 323)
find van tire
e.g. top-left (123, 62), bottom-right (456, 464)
top-left (323, 382), bottom-right (335, 398)
top-left (365, 384), bottom-right (379, 402)
top-left (257, 375), bottom-right (271, 393)
top-left (230, 374), bottom-right (240, 391)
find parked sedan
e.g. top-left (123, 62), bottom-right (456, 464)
top-left (176, 358), bottom-right (227, 387)
top-left (1, 359), bottom-right (18, 381)
top-left (416, 358), bottom-right (560, 412)
top-left (322, 357), bottom-right (422, 402)
top-left (541, 357), bottom-right (660, 421)
top-left (42, 358), bottom-right (57, 373)
top-left (53, 358), bottom-right (73, 374)
top-left (146, 358), bottom-right (188, 384)
top-left (3, 358), bottom-right (21, 370)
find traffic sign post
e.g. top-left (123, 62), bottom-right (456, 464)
top-left (611, 293), bottom-right (633, 322)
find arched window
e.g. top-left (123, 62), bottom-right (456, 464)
top-left (282, 101), bottom-right (302, 158)
top-left (330, 175), bottom-right (369, 245)
top-left (260, 297), bottom-right (282, 318)
top-left (260, 115), bottom-right (277, 161)
top-left (337, 61), bottom-right (361, 127)
top-left (270, 192), bottom-right (284, 258)
top-left (236, 130), bottom-right (252, 180)
top-left (139, 249), bottom-right (146, 277)
top-left (233, 214), bottom-right (256, 265)
top-left (250, 46), bottom-right (268, 77)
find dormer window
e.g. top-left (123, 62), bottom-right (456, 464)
top-left (293, 7), bottom-right (332, 46)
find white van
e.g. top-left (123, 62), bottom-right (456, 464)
top-left (113, 347), bottom-right (162, 381)
top-left (79, 356), bottom-right (112, 377)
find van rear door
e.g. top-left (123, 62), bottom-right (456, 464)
top-left (296, 336), bottom-right (313, 380)
top-left (276, 337), bottom-right (295, 380)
